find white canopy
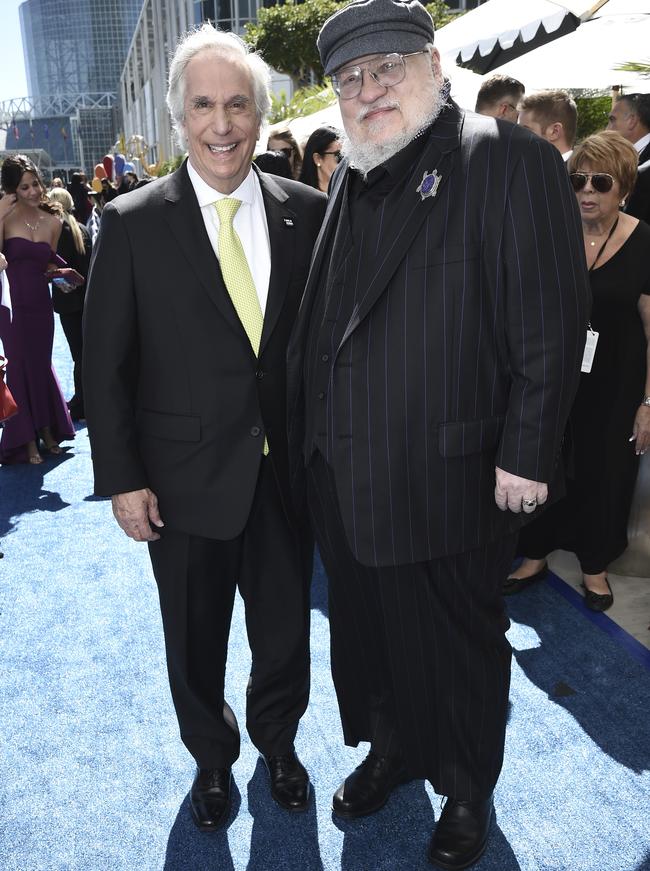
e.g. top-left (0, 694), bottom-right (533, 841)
top-left (434, 0), bottom-right (599, 73)
top-left (492, 11), bottom-right (650, 92)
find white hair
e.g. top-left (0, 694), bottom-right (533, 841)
top-left (166, 23), bottom-right (271, 150)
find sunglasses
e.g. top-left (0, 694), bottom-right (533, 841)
top-left (569, 172), bottom-right (615, 193)
top-left (321, 149), bottom-right (342, 162)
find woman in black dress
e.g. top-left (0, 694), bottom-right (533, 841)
top-left (505, 130), bottom-right (650, 610)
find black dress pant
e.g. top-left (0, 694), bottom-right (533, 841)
top-left (148, 457), bottom-right (312, 769)
top-left (59, 311), bottom-right (84, 413)
top-left (307, 451), bottom-right (515, 800)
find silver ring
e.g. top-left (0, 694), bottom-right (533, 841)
top-left (522, 498), bottom-right (537, 508)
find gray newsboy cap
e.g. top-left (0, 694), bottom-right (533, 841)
top-left (318, 0), bottom-right (435, 76)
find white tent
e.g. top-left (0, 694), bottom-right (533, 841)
top-left (434, 0), bottom-right (603, 73)
top-left (491, 6), bottom-right (650, 92)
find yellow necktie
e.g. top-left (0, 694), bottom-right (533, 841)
top-left (215, 198), bottom-right (263, 355)
top-left (215, 197), bottom-right (268, 455)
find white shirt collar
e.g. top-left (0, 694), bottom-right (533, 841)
top-left (633, 131), bottom-right (650, 154)
top-left (187, 158), bottom-right (256, 207)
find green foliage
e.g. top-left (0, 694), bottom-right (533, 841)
top-left (155, 153), bottom-right (185, 177)
top-left (268, 83), bottom-right (337, 124)
top-left (614, 60), bottom-right (650, 77)
top-left (245, 0), bottom-right (347, 87)
top-left (424, 1), bottom-right (457, 28)
top-left (246, 0), bottom-right (461, 87)
top-left (575, 96), bottom-right (611, 142)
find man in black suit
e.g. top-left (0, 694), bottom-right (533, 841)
top-left (83, 25), bottom-right (325, 830)
top-left (608, 92), bottom-right (650, 223)
top-left (287, 1), bottom-right (590, 867)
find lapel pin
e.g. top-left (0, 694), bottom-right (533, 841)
top-left (283, 217), bottom-right (294, 227)
top-left (416, 169), bottom-right (442, 201)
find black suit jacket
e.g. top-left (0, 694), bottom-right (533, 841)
top-left (287, 103), bottom-right (591, 567)
top-left (626, 142), bottom-right (650, 224)
top-left (83, 160), bottom-right (326, 539)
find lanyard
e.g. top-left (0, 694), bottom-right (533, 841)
top-left (588, 215), bottom-right (619, 272)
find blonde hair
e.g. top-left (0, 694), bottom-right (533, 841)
top-left (48, 187), bottom-right (85, 256)
top-left (569, 130), bottom-right (639, 199)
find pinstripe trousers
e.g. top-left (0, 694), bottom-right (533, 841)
top-left (307, 451), bottom-right (516, 800)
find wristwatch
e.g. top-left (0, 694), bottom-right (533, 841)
top-left (643, 396), bottom-right (650, 407)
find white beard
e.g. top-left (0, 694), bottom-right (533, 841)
top-left (340, 81), bottom-right (449, 178)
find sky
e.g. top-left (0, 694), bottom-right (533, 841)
top-left (0, 0), bottom-right (29, 104)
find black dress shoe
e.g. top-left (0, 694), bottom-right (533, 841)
top-left (263, 752), bottom-right (310, 811)
top-left (503, 562), bottom-right (548, 596)
top-left (332, 751), bottom-right (407, 819)
top-left (428, 795), bottom-right (493, 870)
top-left (581, 577), bottom-right (614, 612)
top-left (189, 767), bottom-right (232, 831)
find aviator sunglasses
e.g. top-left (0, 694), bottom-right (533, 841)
top-left (569, 172), bottom-right (615, 193)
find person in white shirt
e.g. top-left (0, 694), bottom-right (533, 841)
top-left (608, 93), bottom-right (650, 222)
top-left (83, 23), bottom-right (326, 832)
top-left (518, 90), bottom-right (577, 163)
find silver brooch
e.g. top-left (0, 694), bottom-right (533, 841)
top-left (416, 169), bottom-right (442, 201)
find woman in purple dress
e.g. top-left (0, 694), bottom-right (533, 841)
top-left (0, 155), bottom-right (77, 464)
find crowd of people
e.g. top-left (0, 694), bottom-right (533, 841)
top-left (1, 1), bottom-right (649, 867)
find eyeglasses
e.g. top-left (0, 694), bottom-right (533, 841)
top-left (569, 172), bottom-right (615, 193)
top-left (276, 146), bottom-right (294, 158)
top-left (331, 51), bottom-right (427, 100)
top-left (321, 150), bottom-right (342, 162)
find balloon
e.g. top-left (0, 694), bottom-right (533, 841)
top-left (94, 163), bottom-right (107, 179)
top-left (91, 177), bottom-right (102, 192)
top-left (102, 154), bottom-right (113, 180)
top-left (123, 162), bottom-right (135, 174)
top-left (114, 153), bottom-right (125, 175)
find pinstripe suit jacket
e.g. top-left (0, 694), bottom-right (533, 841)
top-left (287, 102), bottom-right (591, 568)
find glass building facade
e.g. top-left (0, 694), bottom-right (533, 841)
top-left (17, 0), bottom-right (141, 174)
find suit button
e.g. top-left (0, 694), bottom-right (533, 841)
top-left (250, 426), bottom-right (261, 437)
top-left (256, 370), bottom-right (264, 379)
top-left (321, 354), bottom-right (329, 362)
top-left (317, 392), bottom-right (326, 400)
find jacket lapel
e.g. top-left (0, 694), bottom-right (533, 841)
top-left (338, 103), bottom-right (465, 350)
top-left (255, 167), bottom-right (296, 355)
top-left (163, 160), bottom-right (247, 342)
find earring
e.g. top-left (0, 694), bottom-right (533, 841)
top-left (317, 162), bottom-right (322, 167)
top-left (620, 199), bottom-right (626, 207)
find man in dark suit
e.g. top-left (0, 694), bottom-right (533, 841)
top-left (608, 93), bottom-right (650, 223)
top-left (287, 1), bottom-right (590, 867)
top-left (83, 25), bottom-right (325, 830)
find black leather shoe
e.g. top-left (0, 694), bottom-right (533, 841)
top-left (428, 795), bottom-right (493, 870)
top-left (581, 577), bottom-right (613, 612)
top-left (189, 767), bottom-right (232, 831)
top-left (263, 752), bottom-right (310, 811)
top-left (503, 562), bottom-right (548, 596)
top-left (332, 751), bottom-right (407, 819)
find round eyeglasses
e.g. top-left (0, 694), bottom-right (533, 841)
top-left (331, 51), bottom-right (427, 100)
top-left (569, 172), bottom-right (615, 193)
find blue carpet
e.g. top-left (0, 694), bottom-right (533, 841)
top-left (1, 325), bottom-right (649, 871)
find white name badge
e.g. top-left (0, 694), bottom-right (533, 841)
top-left (581, 329), bottom-right (599, 373)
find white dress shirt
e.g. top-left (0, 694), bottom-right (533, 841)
top-left (187, 160), bottom-right (271, 315)
top-left (633, 131), bottom-right (650, 155)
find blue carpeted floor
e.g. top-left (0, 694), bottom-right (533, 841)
top-left (1, 326), bottom-right (649, 871)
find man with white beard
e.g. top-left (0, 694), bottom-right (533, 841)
top-left (286, 0), bottom-right (590, 867)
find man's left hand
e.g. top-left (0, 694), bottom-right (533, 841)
top-left (494, 467), bottom-right (548, 514)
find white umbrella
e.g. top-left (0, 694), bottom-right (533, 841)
top-left (434, 0), bottom-right (598, 74)
top-left (492, 11), bottom-right (650, 92)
